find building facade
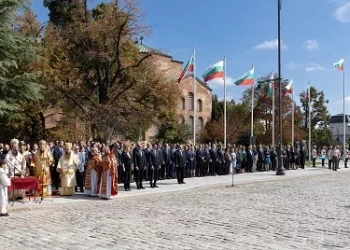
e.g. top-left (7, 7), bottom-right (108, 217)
top-left (139, 42), bottom-right (212, 141)
top-left (329, 114), bottom-right (350, 144)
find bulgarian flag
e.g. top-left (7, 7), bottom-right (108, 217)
top-left (306, 85), bottom-right (310, 101)
top-left (266, 73), bottom-right (274, 98)
top-left (283, 79), bottom-right (293, 96)
top-left (178, 55), bottom-right (195, 83)
top-left (202, 61), bottom-right (224, 82)
top-left (334, 58), bottom-right (344, 71)
top-left (234, 67), bottom-right (254, 86)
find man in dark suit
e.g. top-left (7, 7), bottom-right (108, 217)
top-left (209, 144), bottom-right (218, 176)
top-left (175, 145), bottom-right (186, 184)
top-left (133, 143), bottom-right (146, 189)
top-left (149, 144), bottom-right (161, 188)
top-left (217, 145), bottom-right (225, 175)
top-left (162, 143), bottom-right (171, 179)
top-left (247, 145), bottom-right (254, 173)
top-left (204, 145), bottom-right (211, 176)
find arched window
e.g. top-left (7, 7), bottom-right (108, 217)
top-left (188, 92), bottom-right (194, 111)
top-left (179, 97), bottom-right (185, 110)
top-left (178, 115), bottom-right (185, 124)
top-left (197, 99), bottom-right (202, 112)
top-left (188, 115), bottom-right (194, 132)
top-left (197, 117), bottom-right (204, 131)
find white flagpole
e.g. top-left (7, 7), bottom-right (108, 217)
top-left (193, 48), bottom-right (196, 146)
top-left (272, 73), bottom-right (275, 148)
top-left (342, 57), bottom-right (346, 160)
top-left (251, 64), bottom-right (254, 139)
top-left (224, 56), bottom-right (227, 148)
top-left (291, 77), bottom-right (294, 149)
top-left (308, 80), bottom-right (311, 162)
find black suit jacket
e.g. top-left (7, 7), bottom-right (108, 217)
top-left (163, 148), bottom-right (171, 165)
top-left (175, 150), bottom-right (187, 168)
top-left (150, 149), bottom-right (161, 168)
top-left (133, 148), bottom-right (146, 169)
top-left (121, 151), bottom-right (133, 170)
top-left (247, 150), bottom-right (254, 164)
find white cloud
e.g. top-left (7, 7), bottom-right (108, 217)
top-left (303, 39), bottom-right (319, 50)
top-left (334, 1), bottom-right (350, 22)
top-left (287, 62), bottom-right (300, 69)
top-left (287, 62), bottom-right (325, 72)
top-left (253, 39), bottom-right (288, 50)
top-left (337, 96), bottom-right (350, 104)
top-left (207, 76), bottom-right (234, 88)
top-left (305, 63), bottom-right (325, 72)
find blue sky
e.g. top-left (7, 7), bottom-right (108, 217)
top-left (31, 0), bottom-right (350, 115)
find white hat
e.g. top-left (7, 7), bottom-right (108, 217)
top-left (10, 138), bottom-right (19, 145)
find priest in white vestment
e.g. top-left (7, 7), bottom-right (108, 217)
top-left (56, 143), bottom-right (79, 196)
top-left (5, 139), bottom-right (27, 199)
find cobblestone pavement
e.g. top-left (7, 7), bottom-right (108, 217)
top-left (1, 171), bottom-right (350, 250)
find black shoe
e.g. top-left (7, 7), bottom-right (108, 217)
top-left (182, 182), bottom-right (186, 184)
top-left (0, 213), bottom-right (8, 217)
top-left (141, 186), bottom-right (145, 189)
top-left (154, 185), bottom-right (159, 188)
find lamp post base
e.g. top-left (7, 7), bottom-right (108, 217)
top-left (276, 167), bottom-right (286, 175)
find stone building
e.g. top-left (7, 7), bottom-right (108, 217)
top-left (42, 40), bottom-right (212, 142)
top-left (139, 41), bottom-right (212, 141)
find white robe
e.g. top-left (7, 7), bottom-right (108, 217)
top-left (5, 150), bottom-right (26, 198)
top-left (57, 153), bottom-right (78, 196)
top-left (84, 169), bottom-right (98, 197)
top-left (99, 169), bottom-right (113, 199)
top-left (0, 169), bottom-right (9, 214)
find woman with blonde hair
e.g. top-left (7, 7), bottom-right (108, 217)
top-left (121, 144), bottom-right (133, 191)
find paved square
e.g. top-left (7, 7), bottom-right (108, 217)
top-left (1, 170), bottom-right (349, 249)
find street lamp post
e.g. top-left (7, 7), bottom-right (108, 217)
top-left (276, 0), bottom-right (285, 175)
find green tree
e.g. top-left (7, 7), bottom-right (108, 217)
top-left (241, 74), bottom-right (305, 146)
top-left (156, 111), bottom-right (192, 144)
top-left (0, 0), bottom-right (42, 116)
top-left (43, 0), bottom-right (180, 141)
top-left (299, 86), bottom-right (332, 147)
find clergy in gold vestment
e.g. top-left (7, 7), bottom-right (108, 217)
top-left (56, 143), bottom-right (78, 196)
top-left (99, 146), bottom-right (118, 199)
top-left (34, 140), bottom-right (53, 196)
top-left (84, 147), bottom-right (102, 197)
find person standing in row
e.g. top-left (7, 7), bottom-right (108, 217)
top-left (0, 159), bottom-right (10, 216)
top-left (34, 140), bottom-right (53, 196)
top-left (149, 144), bottom-right (161, 188)
top-left (133, 143), bottom-right (146, 190)
top-left (84, 147), bottom-right (101, 196)
top-left (121, 144), bottom-right (133, 191)
top-left (175, 145), bottom-right (186, 185)
top-left (56, 143), bottom-right (79, 196)
top-left (99, 146), bottom-right (118, 199)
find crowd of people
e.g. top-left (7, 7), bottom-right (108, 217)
top-left (0, 138), bottom-right (348, 216)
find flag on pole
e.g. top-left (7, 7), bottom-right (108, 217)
top-left (202, 61), bottom-right (224, 82)
top-left (334, 58), bottom-right (344, 71)
top-left (234, 67), bottom-right (254, 86)
top-left (178, 55), bottom-right (195, 83)
top-left (306, 85), bottom-right (310, 100)
top-left (266, 73), bottom-right (274, 98)
top-left (282, 79), bottom-right (293, 96)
